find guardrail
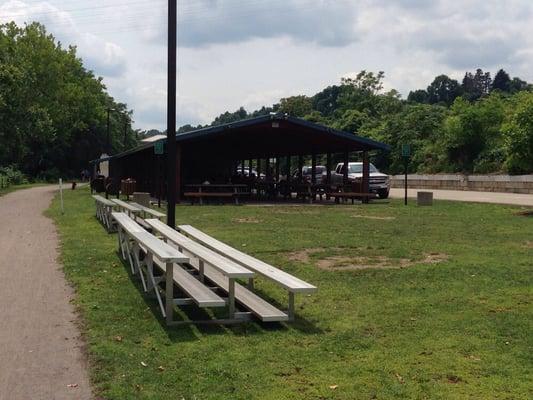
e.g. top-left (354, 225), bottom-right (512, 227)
top-left (390, 174), bottom-right (533, 194)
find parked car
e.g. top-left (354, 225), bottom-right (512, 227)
top-left (328, 162), bottom-right (390, 198)
top-left (236, 166), bottom-right (265, 179)
top-left (292, 166), bottom-right (327, 183)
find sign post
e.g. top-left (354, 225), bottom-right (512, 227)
top-left (401, 144), bottom-right (411, 206)
top-left (59, 178), bottom-right (64, 214)
top-left (154, 140), bottom-right (164, 155)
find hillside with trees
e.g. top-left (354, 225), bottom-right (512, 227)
top-left (186, 69), bottom-right (533, 175)
top-left (0, 22), bottom-right (138, 180)
top-left (2, 22), bottom-right (532, 179)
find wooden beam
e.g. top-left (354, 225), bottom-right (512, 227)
top-left (176, 144), bottom-right (182, 203)
top-left (265, 157), bottom-right (271, 180)
top-left (248, 159), bottom-right (252, 175)
top-left (326, 152), bottom-right (332, 185)
top-left (298, 155), bottom-right (304, 183)
top-left (343, 151), bottom-right (349, 186)
top-left (286, 155), bottom-right (291, 182)
top-left (275, 157), bottom-right (280, 182)
top-left (362, 151), bottom-right (370, 204)
top-left (311, 152), bottom-right (317, 184)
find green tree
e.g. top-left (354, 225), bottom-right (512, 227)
top-left (492, 69), bottom-right (511, 92)
top-left (0, 22), bottom-right (136, 178)
top-left (407, 89), bottom-right (429, 104)
top-left (502, 92), bottom-right (533, 173)
top-left (462, 69), bottom-right (492, 101)
top-left (211, 107), bottom-right (249, 126)
top-left (277, 95), bottom-right (313, 117)
top-left (440, 94), bottom-right (506, 172)
top-left (312, 85), bottom-right (343, 117)
top-left (427, 75), bottom-right (462, 106)
top-left (509, 77), bottom-right (531, 93)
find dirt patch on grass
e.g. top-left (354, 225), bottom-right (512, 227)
top-left (272, 209), bottom-right (319, 215)
top-left (233, 217), bottom-right (262, 224)
top-left (287, 248), bottom-right (448, 270)
top-left (287, 248), bottom-right (327, 263)
top-left (515, 209), bottom-right (533, 217)
top-left (351, 214), bottom-right (396, 221)
top-left (523, 241), bottom-right (533, 249)
top-left (317, 253), bottom-right (448, 271)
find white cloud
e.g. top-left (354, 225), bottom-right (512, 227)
top-left (0, 1), bottom-right (127, 77)
top-left (2, 0), bottom-right (533, 130)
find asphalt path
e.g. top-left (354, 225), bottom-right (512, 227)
top-left (390, 188), bottom-right (533, 206)
top-left (0, 186), bottom-right (92, 400)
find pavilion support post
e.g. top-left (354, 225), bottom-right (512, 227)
top-left (298, 155), bottom-right (304, 183)
top-left (176, 144), bottom-right (181, 204)
top-left (241, 161), bottom-right (245, 175)
top-left (311, 152), bottom-right (317, 185)
top-left (256, 158), bottom-right (261, 178)
top-left (343, 151), bottom-right (349, 186)
top-left (266, 157), bottom-right (271, 180)
top-left (286, 156), bottom-right (291, 181)
top-left (248, 159), bottom-right (252, 176)
top-left (326, 152), bottom-right (332, 185)
top-left (275, 157), bottom-right (280, 182)
top-left (362, 151), bottom-right (370, 204)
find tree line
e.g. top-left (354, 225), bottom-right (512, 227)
top-left (2, 22), bottom-right (532, 178)
top-left (174, 69), bottom-right (533, 175)
top-left (0, 22), bottom-right (138, 180)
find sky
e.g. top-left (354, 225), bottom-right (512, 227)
top-left (1, 0), bottom-right (532, 131)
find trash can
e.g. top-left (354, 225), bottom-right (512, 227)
top-left (120, 179), bottom-right (137, 199)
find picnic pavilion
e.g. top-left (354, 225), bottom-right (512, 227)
top-left (96, 114), bottom-right (390, 204)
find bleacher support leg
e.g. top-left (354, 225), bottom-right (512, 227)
top-left (288, 292), bottom-right (295, 321)
top-left (228, 279), bottom-right (235, 319)
top-left (165, 262), bottom-right (174, 324)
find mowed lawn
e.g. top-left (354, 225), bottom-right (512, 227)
top-left (47, 187), bottom-right (532, 400)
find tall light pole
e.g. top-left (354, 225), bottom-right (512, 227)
top-left (167, 0), bottom-right (177, 228)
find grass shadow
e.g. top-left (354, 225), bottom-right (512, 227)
top-left (115, 252), bottom-right (303, 341)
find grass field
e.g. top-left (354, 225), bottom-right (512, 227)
top-left (47, 187), bottom-right (532, 400)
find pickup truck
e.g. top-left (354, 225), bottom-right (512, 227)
top-left (327, 162), bottom-right (390, 199)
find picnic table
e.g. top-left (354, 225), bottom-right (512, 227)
top-left (184, 184), bottom-right (250, 205)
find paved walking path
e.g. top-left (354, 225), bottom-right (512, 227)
top-left (0, 186), bottom-right (92, 400)
top-left (390, 188), bottom-right (533, 207)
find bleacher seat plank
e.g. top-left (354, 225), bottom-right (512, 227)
top-left (178, 225), bottom-right (316, 293)
top-left (130, 230), bottom-right (188, 263)
top-left (152, 259), bottom-right (226, 308)
top-left (92, 195), bottom-right (115, 207)
top-left (111, 198), bottom-right (142, 214)
top-left (146, 219), bottom-right (254, 279)
top-left (112, 212), bottom-right (145, 233)
top-left (189, 259), bottom-right (288, 322)
top-left (130, 202), bottom-right (166, 219)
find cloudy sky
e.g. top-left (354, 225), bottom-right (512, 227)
top-left (1, 0), bottom-right (532, 130)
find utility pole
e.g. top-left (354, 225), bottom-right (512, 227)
top-left (166, 0), bottom-right (177, 228)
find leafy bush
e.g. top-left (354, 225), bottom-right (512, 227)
top-left (0, 165), bottom-right (28, 186)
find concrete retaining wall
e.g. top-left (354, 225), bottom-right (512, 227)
top-left (390, 174), bottom-right (533, 194)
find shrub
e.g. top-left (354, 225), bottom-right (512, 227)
top-left (0, 165), bottom-right (28, 185)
